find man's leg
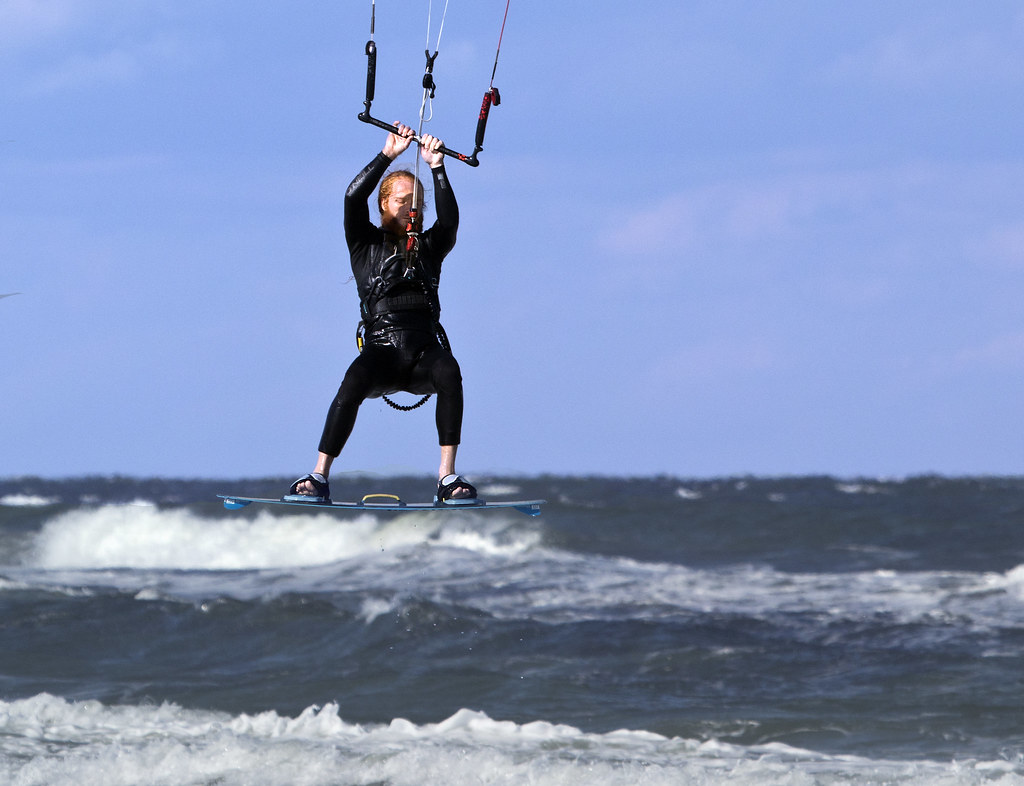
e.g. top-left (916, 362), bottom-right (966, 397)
top-left (291, 353), bottom-right (380, 497)
top-left (438, 444), bottom-right (471, 499)
top-left (423, 349), bottom-right (473, 500)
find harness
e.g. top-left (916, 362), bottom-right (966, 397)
top-left (355, 248), bottom-right (451, 412)
top-left (358, 243), bottom-right (442, 329)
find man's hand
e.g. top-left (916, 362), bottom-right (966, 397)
top-left (419, 133), bottom-right (445, 169)
top-left (382, 122), bottom-right (415, 160)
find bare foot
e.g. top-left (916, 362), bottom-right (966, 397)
top-left (438, 474), bottom-right (476, 501)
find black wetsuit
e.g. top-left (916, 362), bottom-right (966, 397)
top-left (317, 153), bottom-right (463, 456)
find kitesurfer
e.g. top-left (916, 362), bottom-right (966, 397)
top-left (286, 123), bottom-right (476, 505)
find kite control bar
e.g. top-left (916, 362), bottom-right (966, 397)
top-left (358, 38), bottom-right (500, 168)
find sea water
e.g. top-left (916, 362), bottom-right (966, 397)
top-left (2, 474), bottom-right (1024, 785)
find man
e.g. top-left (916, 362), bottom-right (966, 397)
top-left (285, 122), bottom-right (476, 505)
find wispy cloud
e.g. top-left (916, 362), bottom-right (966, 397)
top-left (0, 0), bottom-right (77, 48)
top-left (650, 336), bottom-right (787, 388)
top-left (26, 35), bottom-right (192, 94)
top-left (1, 2), bottom-right (197, 94)
top-left (824, 12), bottom-right (1024, 88)
top-left (598, 160), bottom-right (1024, 278)
top-left (597, 167), bottom-right (890, 266)
top-left (950, 332), bottom-right (1024, 373)
top-left (970, 222), bottom-right (1024, 270)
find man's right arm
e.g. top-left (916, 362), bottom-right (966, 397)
top-left (345, 123), bottom-right (416, 242)
top-left (344, 153), bottom-right (391, 242)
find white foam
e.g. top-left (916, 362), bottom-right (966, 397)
top-left (835, 482), bottom-right (890, 495)
top-left (359, 595), bottom-right (397, 623)
top-left (24, 505), bottom-right (476, 571)
top-left (15, 504), bottom-right (1024, 636)
top-left (439, 548), bottom-right (1024, 633)
top-left (21, 504), bottom-right (538, 571)
top-left (478, 483), bottom-right (521, 496)
top-left (1, 694), bottom-right (1018, 786)
top-left (432, 522), bottom-right (541, 556)
top-left (0, 494), bottom-right (58, 507)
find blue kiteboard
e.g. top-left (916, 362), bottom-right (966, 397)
top-left (218, 493), bottom-right (545, 517)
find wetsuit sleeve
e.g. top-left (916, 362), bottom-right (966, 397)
top-left (345, 153), bottom-right (392, 248)
top-left (428, 164), bottom-right (459, 257)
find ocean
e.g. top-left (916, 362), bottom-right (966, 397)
top-left (2, 474), bottom-right (1024, 785)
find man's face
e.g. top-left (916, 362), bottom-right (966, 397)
top-left (381, 177), bottom-right (422, 234)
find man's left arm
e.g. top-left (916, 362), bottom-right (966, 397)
top-left (432, 163), bottom-right (459, 236)
top-left (419, 133), bottom-right (458, 255)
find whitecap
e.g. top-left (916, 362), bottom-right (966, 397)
top-left (28, 506), bottom-right (405, 571)
top-left (478, 483), bottom-right (521, 496)
top-left (1, 694), bottom-right (1017, 786)
top-left (0, 494), bottom-right (58, 507)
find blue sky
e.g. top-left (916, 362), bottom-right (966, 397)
top-left (3, 1), bottom-right (1024, 479)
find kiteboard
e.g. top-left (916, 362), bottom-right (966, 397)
top-left (218, 493), bottom-right (545, 517)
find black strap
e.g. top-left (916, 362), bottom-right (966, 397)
top-left (367, 292), bottom-right (431, 315)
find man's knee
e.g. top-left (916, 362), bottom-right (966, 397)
top-left (335, 364), bottom-right (374, 407)
top-left (432, 354), bottom-right (463, 393)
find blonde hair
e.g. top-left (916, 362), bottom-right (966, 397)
top-left (377, 170), bottom-right (426, 215)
